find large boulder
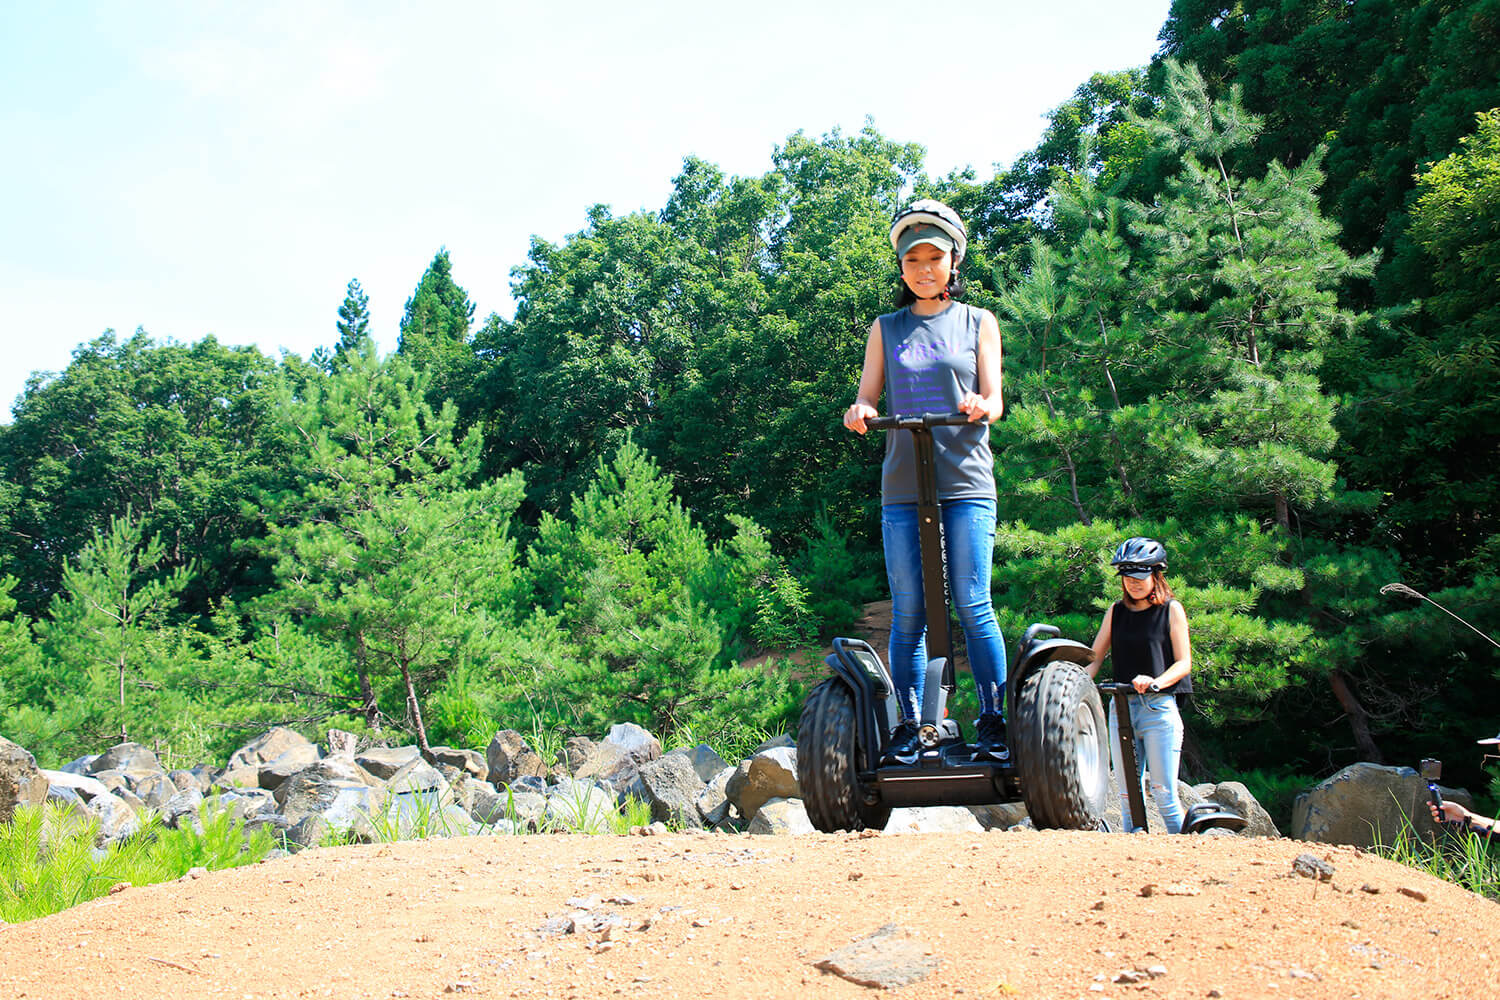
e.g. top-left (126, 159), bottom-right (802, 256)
top-left (89, 742), bottom-right (160, 775)
top-left (726, 746), bottom-right (798, 821)
top-left (0, 737), bottom-right (49, 824)
top-left (543, 779), bottom-right (618, 834)
top-left (84, 789), bottom-right (140, 846)
top-left (356, 746), bottom-right (421, 780)
top-left (603, 723), bottom-right (662, 759)
top-left (257, 744), bottom-right (323, 792)
top-left (885, 806), bottom-right (986, 834)
top-left (276, 759), bottom-right (387, 840)
top-left (485, 731), bottom-right (548, 787)
top-left (429, 746), bottom-right (486, 782)
top-left (161, 787), bottom-right (205, 831)
top-left (227, 727), bottom-right (317, 772)
top-left (1292, 762), bottom-right (1468, 847)
top-left (561, 736), bottom-right (595, 775)
top-left (39, 768), bottom-right (109, 803)
top-left (747, 797), bottom-right (814, 835)
top-left (667, 744), bottom-right (730, 783)
top-left (696, 766), bottom-right (737, 828)
top-left (638, 754), bottom-right (706, 828)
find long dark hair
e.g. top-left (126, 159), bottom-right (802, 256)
top-left (894, 255), bottom-right (966, 308)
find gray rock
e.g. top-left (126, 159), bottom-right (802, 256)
top-left (509, 775), bottom-right (548, 795)
top-left (384, 758), bottom-right (448, 796)
top-left (89, 742), bottom-right (160, 774)
top-left (815, 924), bottom-right (939, 989)
top-left (726, 746), bottom-right (798, 820)
top-left (429, 745), bottom-right (486, 781)
top-left (161, 787), bottom-right (204, 830)
top-left (39, 768), bottom-right (109, 802)
top-left (486, 730), bottom-right (549, 787)
top-left (544, 779), bottom-right (618, 834)
top-left (967, 801), bottom-right (1029, 830)
top-left (213, 762), bottom-right (262, 790)
top-left (386, 796), bottom-right (475, 839)
top-left (1196, 780), bottom-right (1280, 838)
top-left (272, 757), bottom-right (379, 806)
top-left (355, 746), bottom-right (421, 780)
top-left (753, 733), bottom-right (796, 753)
top-left (473, 786), bottom-right (546, 830)
top-left (695, 767), bottom-right (736, 827)
top-left (747, 796), bottom-right (814, 835)
top-left (603, 723), bottom-right (662, 760)
top-left (227, 727), bottom-right (317, 772)
top-left (85, 790), bottom-right (140, 846)
top-left (214, 787), bottom-right (279, 822)
top-left (285, 813), bottom-right (331, 851)
top-left (131, 770), bottom-right (178, 810)
top-left (167, 769), bottom-right (200, 793)
top-left (276, 761), bottom-right (386, 839)
top-left (257, 743), bottom-right (323, 791)
top-left (666, 743), bottom-right (730, 783)
top-left (572, 740), bottom-right (650, 797)
top-left (1292, 762), bottom-right (1465, 847)
top-left (885, 806), bottom-right (985, 834)
top-left (562, 736), bottom-right (595, 775)
top-left (441, 766), bottom-right (475, 813)
top-left (1293, 852), bottom-right (1335, 881)
top-left (59, 754), bottom-right (99, 776)
top-left (187, 763), bottom-right (219, 791)
top-left (325, 729), bottom-right (358, 759)
top-left (638, 753), bottom-right (707, 828)
top-left (46, 783), bottom-right (85, 809)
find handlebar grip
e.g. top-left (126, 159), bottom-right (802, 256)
top-left (864, 412), bottom-right (984, 431)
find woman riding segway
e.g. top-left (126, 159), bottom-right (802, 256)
top-left (843, 199), bottom-right (1009, 765)
top-left (1085, 537), bottom-right (1194, 833)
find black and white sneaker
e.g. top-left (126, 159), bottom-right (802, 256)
top-left (973, 713), bottom-right (1009, 761)
top-left (881, 720), bottom-right (922, 765)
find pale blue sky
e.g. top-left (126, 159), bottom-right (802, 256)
top-left (0, 1), bottom-right (1173, 418)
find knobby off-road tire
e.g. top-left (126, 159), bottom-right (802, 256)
top-left (1013, 661), bottom-right (1109, 829)
top-left (797, 679), bottom-right (891, 832)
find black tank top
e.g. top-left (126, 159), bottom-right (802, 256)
top-left (1110, 600), bottom-right (1192, 695)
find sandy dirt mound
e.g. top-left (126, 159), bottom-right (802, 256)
top-left (1, 828), bottom-right (1494, 999)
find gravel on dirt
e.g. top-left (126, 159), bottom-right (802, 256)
top-left (1, 827), bottom-right (1495, 999)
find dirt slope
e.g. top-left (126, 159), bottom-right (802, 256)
top-left (1, 828), bottom-right (1494, 1000)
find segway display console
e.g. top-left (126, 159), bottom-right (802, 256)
top-left (798, 412), bottom-right (1110, 832)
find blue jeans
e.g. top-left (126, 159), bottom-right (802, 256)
top-left (1108, 693), bottom-right (1185, 834)
top-left (881, 498), bottom-right (1007, 720)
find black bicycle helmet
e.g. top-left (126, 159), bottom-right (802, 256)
top-left (889, 199), bottom-right (968, 268)
top-left (1111, 537), bottom-right (1166, 579)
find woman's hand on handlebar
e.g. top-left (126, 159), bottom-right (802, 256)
top-left (958, 392), bottom-right (1001, 424)
top-left (844, 401), bottom-right (879, 434)
top-left (1131, 674), bottom-right (1155, 694)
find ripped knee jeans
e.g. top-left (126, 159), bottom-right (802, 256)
top-left (1108, 692), bottom-right (1185, 834)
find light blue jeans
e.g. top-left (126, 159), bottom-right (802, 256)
top-left (881, 498), bottom-right (1007, 720)
top-left (1108, 692), bottom-right (1185, 834)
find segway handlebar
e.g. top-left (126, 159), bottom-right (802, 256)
top-left (865, 412), bottom-right (985, 431)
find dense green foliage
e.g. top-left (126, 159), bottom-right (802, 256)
top-left (1, 6), bottom-right (1496, 805)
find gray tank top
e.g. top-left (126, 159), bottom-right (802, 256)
top-left (878, 302), bottom-right (996, 504)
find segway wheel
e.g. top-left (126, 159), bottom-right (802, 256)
top-left (1013, 661), bottom-right (1109, 830)
top-left (798, 679), bottom-right (891, 832)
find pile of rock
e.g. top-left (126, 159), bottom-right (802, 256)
top-left (1, 725), bottom-right (1290, 852)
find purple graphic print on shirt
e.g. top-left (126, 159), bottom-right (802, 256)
top-left (889, 328), bottom-right (968, 416)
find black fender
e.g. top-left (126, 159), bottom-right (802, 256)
top-left (826, 638), bottom-right (895, 774)
top-left (1006, 623), bottom-right (1094, 718)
